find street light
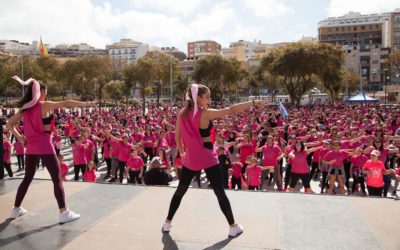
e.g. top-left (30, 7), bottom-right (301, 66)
top-left (169, 48), bottom-right (173, 107)
top-left (383, 69), bottom-right (388, 103)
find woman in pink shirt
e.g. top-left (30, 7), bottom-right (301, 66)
top-left (106, 131), bottom-right (133, 183)
top-left (126, 148), bottom-right (144, 184)
top-left (255, 136), bottom-right (284, 191)
top-left (349, 147), bottom-right (368, 195)
top-left (362, 150), bottom-right (391, 196)
top-left (323, 140), bottom-right (355, 195)
top-left (287, 141), bottom-right (321, 193)
top-left (163, 84), bottom-right (265, 237)
top-left (7, 77), bottom-right (95, 223)
top-left (143, 126), bottom-right (156, 160)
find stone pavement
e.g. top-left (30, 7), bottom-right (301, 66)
top-left (1, 178), bottom-right (399, 250)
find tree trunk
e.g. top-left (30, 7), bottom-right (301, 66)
top-left (141, 86), bottom-right (146, 116)
top-left (156, 82), bottom-right (161, 106)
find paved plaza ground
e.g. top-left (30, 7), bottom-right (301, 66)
top-left (1, 178), bottom-right (399, 250)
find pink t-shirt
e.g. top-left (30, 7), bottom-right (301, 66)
top-left (165, 131), bottom-right (176, 147)
top-left (60, 163), bottom-right (69, 180)
top-left (143, 135), bottom-right (156, 148)
top-left (127, 156), bottom-right (144, 171)
top-left (291, 151), bottom-right (309, 174)
top-left (261, 145), bottom-right (282, 166)
top-left (350, 155), bottom-right (368, 171)
top-left (240, 144), bottom-right (253, 164)
top-left (110, 140), bottom-right (120, 157)
top-left (3, 141), bottom-right (11, 163)
top-left (84, 139), bottom-right (94, 162)
top-left (247, 166), bottom-right (263, 186)
top-left (103, 140), bottom-right (111, 159)
top-left (72, 144), bottom-right (87, 165)
top-left (13, 141), bottom-right (25, 155)
top-left (323, 150), bottom-right (349, 167)
top-left (118, 141), bottom-right (132, 162)
top-left (231, 162), bottom-right (242, 178)
top-left (362, 160), bottom-right (386, 187)
top-left (84, 169), bottom-right (96, 182)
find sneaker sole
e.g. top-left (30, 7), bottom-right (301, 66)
top-left (228, 231), bottom-right (243, 238)
top-left (59, 217), bottom-right (80, 225)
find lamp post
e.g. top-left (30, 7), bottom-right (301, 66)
top-left (383, 69), bottom-right (388, 103)
top-left (169, 48), bottom-right (173, 107)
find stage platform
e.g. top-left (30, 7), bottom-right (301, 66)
top-left (0, 178), bottom-right (399, 250)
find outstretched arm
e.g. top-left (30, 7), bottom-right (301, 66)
top-left (202, 100), bottom-right (264, 121)
top-left (42, 100), bottom-right (97, 112)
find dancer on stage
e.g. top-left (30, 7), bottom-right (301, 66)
top-left (163, 83), bottom-right (264, 237)
top-left (7, 76), bottom-right (96, 224)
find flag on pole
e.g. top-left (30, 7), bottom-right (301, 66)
top-left (39, 37), bottom-right (48, 57)
top-left (278, 100), bottom-right (288, 119)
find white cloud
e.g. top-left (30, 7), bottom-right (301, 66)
top-left (0, 0), bottom-right (111, 48)
top-left (327, 0), bottom-right (399, 17)
top-left (241, 0), bottom-right (294, 18)
top-left (131, 0), bottom-right (209, 16)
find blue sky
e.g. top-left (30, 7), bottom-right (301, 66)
top-left (0, 0), bottom-right (398, 53)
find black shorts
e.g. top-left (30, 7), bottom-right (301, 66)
top-left (289, 173), bottom-right (311, 189)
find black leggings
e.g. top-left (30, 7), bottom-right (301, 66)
top-left (284, 164), bottom-right (292, 188)
top-left (104, 158), bottom-right (112, 175)
top-left (118, 161), bottom-right (127, 183)
top-left (15, 154), bottom-right (66, 209)
top-left (3, 162), bottom-right (13, 177)
top-left (74, 164), bottom-right (86, 181)
top-left (17, 155), bottom-right (25, 170)
top-left (128, 169), bottom-right (142, 184)
top-left (231, 176), bottom-right (242, 190)
top-left (167, 165), bottom-right (235, 225)
top-left (367, 185), bottom-right (383, 197)
top-left (352, 175), bottom-right (366, 193)
top-left (320, 171), bottom-right (329, 193)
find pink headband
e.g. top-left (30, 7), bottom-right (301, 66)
top-left (185, 84), bottom-right (198, 119)
top-left (12, 76), bottom-right (41, 110)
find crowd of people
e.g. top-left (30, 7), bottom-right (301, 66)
top-left (2, 100), bottom-right (400, 198)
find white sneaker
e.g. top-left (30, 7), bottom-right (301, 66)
top-left (162, 222), bottom-right (172, 232)
top-left (10, 207), bottom-right (27, 219)
top-left (228, 224), bottom-right (243, 237)
top-left (59, 209), bottom-right (80, 224)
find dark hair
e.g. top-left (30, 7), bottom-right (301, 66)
top-left (18, 81), bottom-right (46, 109)
top-left (294, 141), bottom-right (305, 152)
top-left (373, 138), bottom-right (384, 150)
top-left (182, 84), bottom-right (209, 118)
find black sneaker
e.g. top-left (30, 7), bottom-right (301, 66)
top-left (108, 178), bottom-right (116, 183)
top-left (392, 191), bottom-right (397, 196)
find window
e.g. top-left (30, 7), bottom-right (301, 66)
top-left (354, 26), bottom-right (357, 31)
top-left (369, 25), bottom-right (373, 29)
top-left (361, 26), bottom-right (365, 30)
top-left (335, 27), bottom-right (339, 32)
top-left (328, 27), bottom-right (332, 32)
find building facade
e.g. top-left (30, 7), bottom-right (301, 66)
top-left (318, 11), bottom-right (390, 48)
top-left (187, 40), bottom-right (221, 59)
top-left (388, 10), bottom-right (400, 51)
top-left (0, 40), bottom-right (36, 55)
top-left (49, 43), bottom-right (106, 57)
top-left (106, 39), bottom-right (151, 63)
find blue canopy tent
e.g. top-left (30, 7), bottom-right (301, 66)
top-left (345, 91), bottom-right (379, 103)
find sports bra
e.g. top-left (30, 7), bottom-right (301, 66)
top-left (199, 120), bottom-right (213, 137)
top-left (42, 113), bottom-right (53, 125)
